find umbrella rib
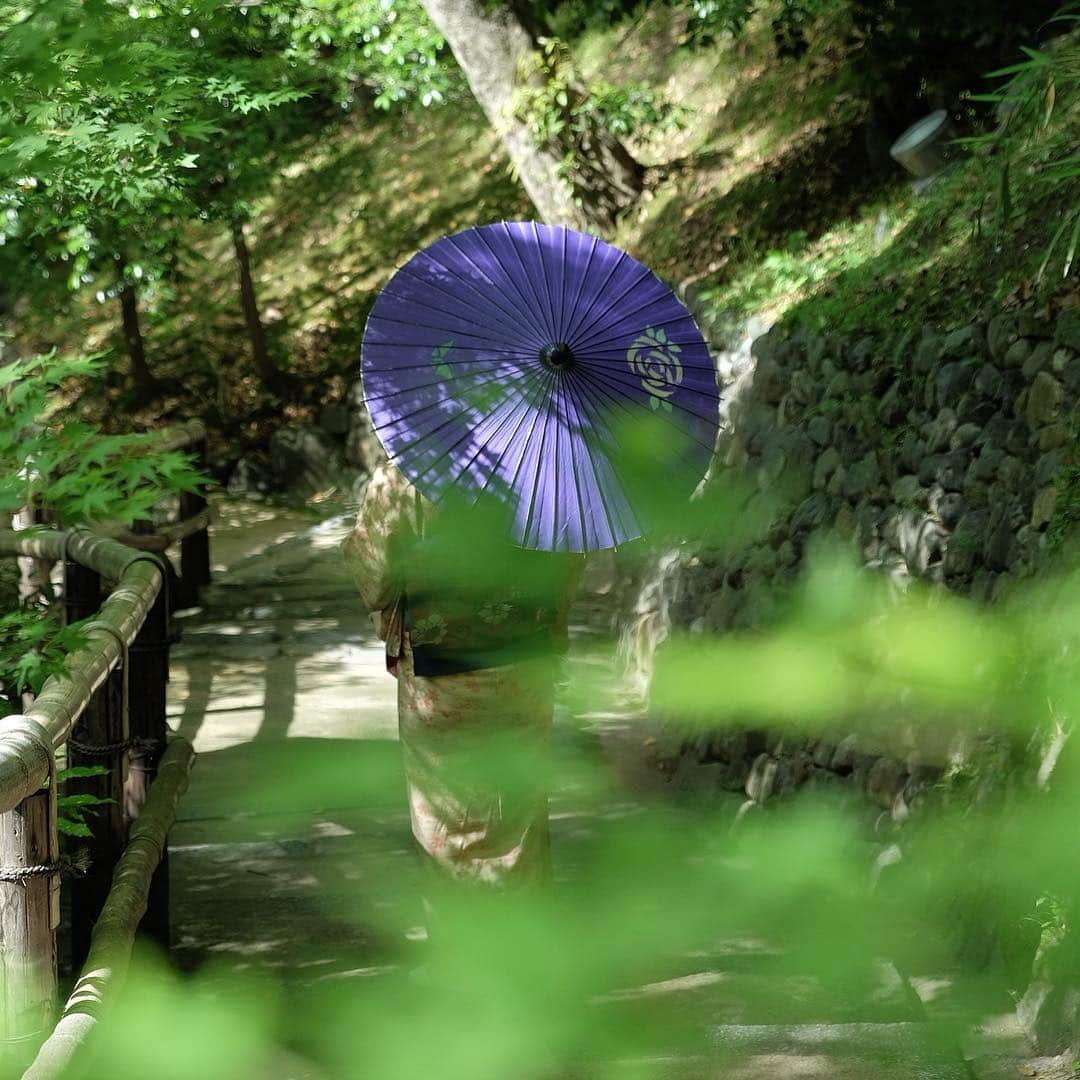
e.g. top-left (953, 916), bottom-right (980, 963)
top-left (493, 222), bottom-right (557, 345)
top-left (420, 241), bottom-right (550, 348)
top-left (555, 226), bottom-right (569, 343)
top-left (381, 271), bottom-right (543, 349)
top-left (507, 221), bottom-right (559, 343)
top-left (561, 373), bottom-right (616, 549)
top-left (563, 368), bottom-right (706, 536)
top-left (380, 365), bottom-right (544, 432)
top-left (405, 366), bottom-right (550, 491)
top-left (552, 377), bottom-right (590, 550)
top-left (366, 310), bottom-right (538, 354)
top-left (572, 284), bottom-right (696, 355)
top-left (568, 379), bottom-right (603, 550)
top-left (362, 368), bottom-right (531, 403)
top-left (574, 367), bottom-right (719, 459)
top-left (418, 241), bottom-right (550, 342)
top-left (490, 367), bottom-right (557, 496)
top-left (378, 365), bottom-right (547, 483)
top-left (569, 362), bottom-right (720, 459)
top-left (567, 264), bottom-right (652, 350)
top-left (499, 368), bottom-right (560, 543)
top-left (371, 364), bottom-right (537, 434)
top-left (563, 369), bottom-right (641, 543)
top-left (550, 375), bottom-right (563, 549)
top-left (518, 366), bottom-right (561, 548)
top-left (573, 354), bottom-right (721, 423)
top-left (554, 368), bottom-right (630, 537)
top-left (548, 372), bottom-right (589, 549)
top-left (446, 230), bottom-right (552, 346)
top-left (361, 352), bottom-right (533, 370)
top-left (560, 232), bottom-right (598, 345)
top-left (399, 254), bottom-right (545, 347)
top-left (531, 221), bottom-right (561, 349)
top-left (575, 309), bottom-right (706, 357)
top-left (390, 262), bottom-right (537, 340)
top-left (579, 366), bottom-right (720, 429)
top-left (372, 396), bottom-right (461, 445)
top-left (451, 377), bottom-right (545, 499)
top-left (561, 249), bottom-right (627, 345)
top-left (575, 346), bottom-right (718, 374)
top-left (362, 362), bottom-right (533, 400)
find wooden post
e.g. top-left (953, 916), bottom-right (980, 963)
top-left (63, 559), bottom-right (129, 973)
top-left (124, 554), bottom-right (170, 949)
top-left (178, 438), bottom-right (211, 609)
top-left (22, 737), bottom-right (195, 1080)
top-left (0, 716), bottom-right (59, 1072)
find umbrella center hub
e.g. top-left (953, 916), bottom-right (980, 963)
top-left (539, 342), bottom-right (574, 372)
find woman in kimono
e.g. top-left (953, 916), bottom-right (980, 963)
top-left (341, 459), bottom-right (584, 893)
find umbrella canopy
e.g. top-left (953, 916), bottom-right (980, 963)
top-left (361, 221), bottom-right (718, 552)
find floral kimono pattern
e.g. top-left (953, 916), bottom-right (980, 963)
top-left (341, 461), bottom-right (581, 888)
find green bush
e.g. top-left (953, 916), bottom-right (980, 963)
top-left (0, 350), bottom-right (208, 717)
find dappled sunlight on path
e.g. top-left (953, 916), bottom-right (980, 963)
top-left (166, 495), bottom-right (415, 985)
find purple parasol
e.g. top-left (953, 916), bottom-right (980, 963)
top-left (361, 221), bottom-right (718, 552)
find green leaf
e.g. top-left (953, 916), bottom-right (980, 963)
top-left (1064, 215), bottom-right (1080, 279)
top-left (7, 133), bottom-right (49, 163)
top-left (57, 765), bottom-right (110, 781)
top-left (57, 793), bottom-right (113, 809)
top-left (1019, 46), bottom-right (1052, 64)
top-left (109, 122), bottom-right (146, 150)
top-left (1037, 214), bottom-right (1071, 284)
top-left (57, 819), bottom-right (93, 838)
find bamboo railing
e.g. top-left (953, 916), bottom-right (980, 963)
top-left (0, 420), bottom-right (211, 1075)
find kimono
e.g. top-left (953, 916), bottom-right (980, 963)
top-left (341, 461), bottom-right (582, 889)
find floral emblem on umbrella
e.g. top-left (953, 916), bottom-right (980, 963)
top-left (627, 325), bottom-right (684, 412)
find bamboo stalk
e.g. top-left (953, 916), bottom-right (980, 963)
top-left (21, 737), bottom-right (195, 1080)
top-left (0, 532), bottom-right (164, 813)
top-left (87, 506), bottom-right (216, 553)
top-left (0, 529), bottom-right (159, 588)
top-left (63, 560), bottom-right (127, 974)
top-left (124, 563), bottom-right (170, 947)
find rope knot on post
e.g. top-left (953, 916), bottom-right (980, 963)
top-left (0, 850), bottom-right (92, 883)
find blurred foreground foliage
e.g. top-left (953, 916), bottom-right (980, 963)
top-left (17, 423), bottom-right (1080, 1080)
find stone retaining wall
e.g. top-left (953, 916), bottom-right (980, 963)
top-left (638, 301), bottom-right (1080, 1051)
top-left (651, 303), bottom-right (1080, 812)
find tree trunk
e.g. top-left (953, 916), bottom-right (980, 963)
top-left (118, 278), bottom-right (156, 396)
top-left (419, 0), bottom-right (642, 233)
top-left (231, 218), bottom-right (286, 396)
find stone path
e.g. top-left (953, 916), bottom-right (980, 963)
top-left (167, 497), bottom-right (413, 982)
top-left (163, 495), bottom-right (1039, 1078)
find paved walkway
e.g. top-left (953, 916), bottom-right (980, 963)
top-left (163, 495), bottom-right (1040, 1079)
